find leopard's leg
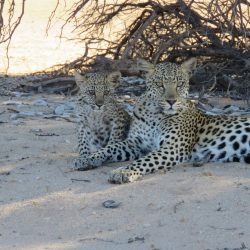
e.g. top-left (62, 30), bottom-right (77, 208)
top-left (78, 124), bottom-right (92, 156)
top-left (107, 126), bottom-right (124, 145)
top-left (74, 124), bottom-right (96, 170)
top-left (77, 137), bottom-right (144, 170)
top-left (107, 117), bottom-right (130, 145)
top-left (109, 147), bottom-right (190, 184)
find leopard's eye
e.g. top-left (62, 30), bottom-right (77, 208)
top-left (152, 76), bottom-right (161, 85)
top-left (88, 89), bottom-right (95, 95)
top-left (104, 89), bottom-right (111, 95)
top-left (155, 81), bottom-right (163, 87)
top-left (177, 80), bottom-right (185, 88)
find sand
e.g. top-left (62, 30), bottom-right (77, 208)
top-left (1, 93), bottom-right (250, 250)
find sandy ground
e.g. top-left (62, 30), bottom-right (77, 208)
top-left (1, 93), bottom-right (250, 250)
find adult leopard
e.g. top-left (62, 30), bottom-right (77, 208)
top-left (108, 87), bottom-right (250, 183)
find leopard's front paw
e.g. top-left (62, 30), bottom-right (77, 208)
top-left (87, 153), bottom-right (104, 168)
top-left (73, 152), bottom-right (105, 171)
top-left (108, 167), bottom-right (141, 184)
top-left (73, 157), bottom-right (96, 171)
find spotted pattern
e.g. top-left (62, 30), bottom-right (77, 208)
top-left (74, 71), bottom-right (131, 169)
top-left (74, 58), bottom-right (198, 180)
top-left (109, 97), bottom-right (250, 184)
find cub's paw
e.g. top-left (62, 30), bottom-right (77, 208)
top-left (87, 153), bottom-right (104, 168)
top-left (73, 157), bottom-right (96, 171)
top-left (108, 167), bottom-right (141, 184)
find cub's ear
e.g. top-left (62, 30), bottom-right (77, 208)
top-left (136, 58), bottom-right (155, 78)
top-left (107, 71), bottom-right (121, 87)
top-left (74, 70), bottom-right (86, 86)
top-left (181, 58), bottom-right (197, 76)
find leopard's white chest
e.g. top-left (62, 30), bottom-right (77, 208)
top-left (129, 104), bottom-right (163, 152)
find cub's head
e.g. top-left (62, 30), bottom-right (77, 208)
top-left (138, 57), bottom-right (197, 97)
top-left (75, 71), bottom-right (121, 109)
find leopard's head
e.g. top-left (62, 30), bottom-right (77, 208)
top-left (158, 82), bottom-right (196, 115)
top-left (75, 71), bottom-right (121, 109)
top-left (137, 58), bottom-right (197, 113)
top-left (138, 58), bottom-right (196, 97)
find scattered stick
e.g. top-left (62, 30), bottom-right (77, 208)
top-left (35, 132), bottom-right (59, 136)
top-left (208, 225), bottom-right (237, 231)
top-left (79, 237), bottom-right (123, 245)
top-left (43, 116), bottom-right (77, 123)
top-left (71, 178), bottom-right (91, 182)
top-left (173, 200), bottom-right (184, 213)
top-left (7, 108), bottom-right (20, 113)
top-left (128, 236), bottom-right (145, 243)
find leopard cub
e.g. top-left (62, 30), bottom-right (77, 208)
top-left (74, 70), bottom-right (130, 170)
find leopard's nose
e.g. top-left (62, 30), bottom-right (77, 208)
top-left (167, 100), bottom-right (176, 106)
top-left (95, 98), bottom-right (104, 108)
top-left (96, 103), bottom-right (103, 108)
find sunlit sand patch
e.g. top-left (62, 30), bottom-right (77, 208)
top-left (0, 0), bottom-right (85, 75)
top-left (1, 240), bottom-right (82, 250)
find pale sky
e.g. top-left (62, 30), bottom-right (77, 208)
top-left (0, 0), bottom-right (85, 75)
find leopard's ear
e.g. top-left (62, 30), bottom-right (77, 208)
top-left (74, 70), bottom-right (86, 86)
top-left (107, 71), bottom-right (121, 87)
top-left (136, 58), bottom-right (155, 78)
top-left (181, 58), bottom-right (197, 76)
